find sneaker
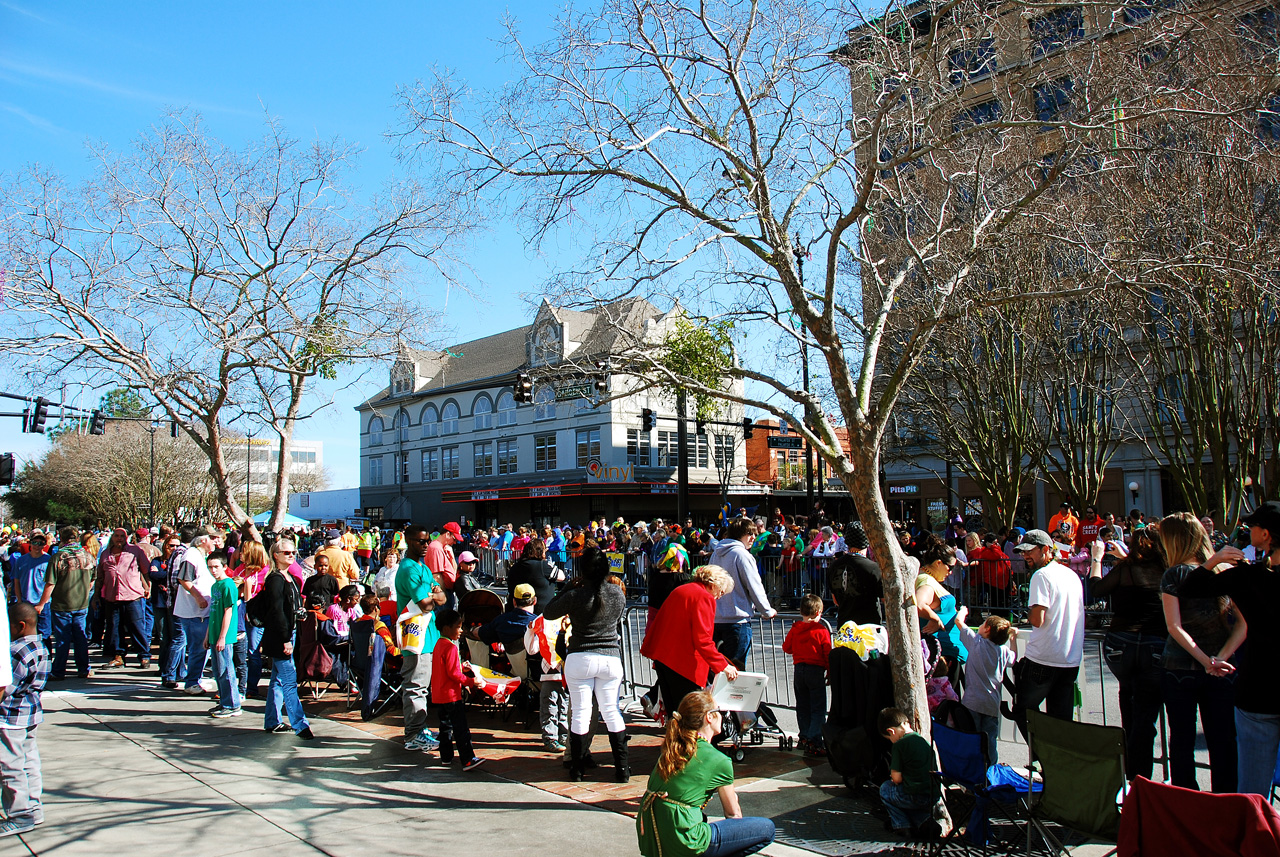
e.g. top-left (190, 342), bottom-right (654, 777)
top-left (0, 817), bottom-right (35, 837)
top-left (297, 727), bottom-right (315, 740)
top-left (209, 706), bottom-right (228, 716)
top-left (543, 740), bottom-right (566, 753)
top-left (267, 724), bottom-right (292, 734)
top-left (212, 707), bottom-right (242, 719)
top-left (31, 810), bottom-right (43, 826)
top-left (462, 757), bottom-right (486, 772)
top-left (140, 658), bottom-right (152, 669)
top-left (182, 685), bottom-right (203, 695)
top-left (161, 680), bottom-right (178, 689)
top-left (405, 733), bottom-right (440, 751)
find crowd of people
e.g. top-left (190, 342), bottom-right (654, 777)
top-left (0, 496), bottom-right (1276, 849)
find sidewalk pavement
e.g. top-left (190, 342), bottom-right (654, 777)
top-left (13, 667), bottom-right (826, 857)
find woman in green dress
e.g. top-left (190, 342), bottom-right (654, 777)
top-left (636, 691), bottom-right (775, 857)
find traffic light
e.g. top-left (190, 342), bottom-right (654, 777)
top-left (89, 409), bottom-right (107, 435)
top-left (0, 453), bottom-right (13, 486)
top-left (170, 420), bottom-right (179, 438)
top-left (594, 374), bottom-right (607, 394)
top-left (641, 408), bottom-right (655, 432)
top-left (514, 371), bottom-right (533, 403)
top-left (28, 397), bottom-right (49, 434)
top-left (695, 418), bottom-right (706, 435)
top-left (742, 417), bottom-right (754, 439)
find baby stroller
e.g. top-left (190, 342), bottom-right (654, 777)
top-left (457, 588), bottom-right (523, 716)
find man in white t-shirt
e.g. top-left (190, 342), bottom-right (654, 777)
top-left (1011, 528), bottom-right (1083, 737)
top-left (171, 528), bottom-right (216, 695)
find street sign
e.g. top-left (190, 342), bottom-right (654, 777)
top-left (555, 383), bottom-right (593, 401)
top-left (767, 435), bottom-right (804, 449)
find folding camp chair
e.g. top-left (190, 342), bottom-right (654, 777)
top-left (1024, 710), bottom-right (1127, 857)
top-left (933, 720), bottom-right (1042, 853)
top-left (1118, 775), bottom-right (1280, 856)
top-left (346, 619), bottom-right (402, 721)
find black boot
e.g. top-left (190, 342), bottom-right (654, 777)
top-left (568, 732), bottom-right (589, 782)
top-left (608, 729), bottom-right (630, 783)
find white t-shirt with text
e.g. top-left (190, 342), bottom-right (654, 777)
top-left (1024, 560), bottom-right (1084, 668)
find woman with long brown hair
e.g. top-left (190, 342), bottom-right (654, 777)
top-left (232, 540), bottom-right (270, 699)
top-left (636, 691), bottom-right (775, 857)
top-left (1159, 512), bottom-right (1246, 792)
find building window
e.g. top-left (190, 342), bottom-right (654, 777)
top-left (396, 409), bottom-right (411, 442)
top-left (535, 434), bottom-right (557, 471)
top-left (953, 99), bottom-right (1003, 133)
top-left (1033, 77), bottom-right (1075, 128)
top-left (420, 404), bottom-right (439, 439)
top-left (497, 439), bottom-right (518, 475)
top-left (534, 386), bottom-right (556, 421)
top-left (626, 429), bottom-right (651, 466)
top-left (496, 390), bottom-right (518, 427)
top-left (422, 449), bottom-right (439, 482)
top-left (575, 428), bottom-right (601, 467)
top-left (694, 433), bottom-right (709, 468)
top-left (369, 457), bottom-right (383, 485)
top-left (714, 434), bottom-right (734, 471)
top-left (300, 494), bottom-right (309, 508)
top-left (1029, 6), bottom-right (1084, 60)
top-left (290, 450), bottom-right (317, 464)
top-left (473, 441), bottom-right (493, 477)
top-left (473, 396), bottom-right (493, 430)
top-left (392, 453), bottom-right (409, 483)
top-left (369, 417), bottom-right (384, 446)
top-left (531, 499), bottom-right (561, 523)
top-left (947, 38), bottom-right (996, 86)
top-left (441, 401), bottom-right (460, 435)
top-left (656, 430), bottom-right (677, 467)
top-left (442, 446), bottom-right (460, 480)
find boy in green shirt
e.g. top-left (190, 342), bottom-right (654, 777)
top-left (878, 707), bottom-right (941, 838)
top-left (204, 555), bottom-right (241, 718)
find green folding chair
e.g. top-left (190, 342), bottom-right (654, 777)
top-left (1024, 710), bottom-right (1127, 857)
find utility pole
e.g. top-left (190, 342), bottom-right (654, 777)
top-left (676, 390), bottom-right (690, 523)
top-left (147, 421), bottom-right (157, 526)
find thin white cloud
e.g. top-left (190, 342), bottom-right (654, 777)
top-left (0, 57), bottom-right (256, 116)
top-left (0, 101), bottom-right (63, 134)
top-left (1, 1), bottom-right (52, 24)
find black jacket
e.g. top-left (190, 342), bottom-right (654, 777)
top-left (507, 558), bottom-right (558, 614)
top-left (260, 570), bottom-right (300, 659)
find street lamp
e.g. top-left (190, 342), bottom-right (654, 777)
top-left (146, 421), bottom-right (157, 526)
top-left (1128, 480), bottom-right (1140, 506)
top-left (793, 233), bottom-right (817, 510)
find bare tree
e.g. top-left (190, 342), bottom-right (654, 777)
top-left (2, 111), bottom-right (472, 529)
top-left (398, 0), bottom-right (1267, 729)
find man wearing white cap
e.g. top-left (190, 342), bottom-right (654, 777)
top-left (1010, 528), bottom-right (1084, 736)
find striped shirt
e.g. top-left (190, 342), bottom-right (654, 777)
top-left (1, 636), bottom-right (50, 730)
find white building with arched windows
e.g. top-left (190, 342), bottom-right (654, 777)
top-left (355, 298), bottom-right (759, 528)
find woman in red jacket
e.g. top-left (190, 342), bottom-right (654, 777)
top-left (642, 565), bottom-right (739, 712)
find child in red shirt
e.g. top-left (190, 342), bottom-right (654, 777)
top-left (430, 608), bottom-right (484, 771)
top-left (783, 594), bottom-right (833, 756)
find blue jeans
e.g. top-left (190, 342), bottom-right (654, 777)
top-left (1161, 668), bottom-right (1236, 792)
top-left (1103, 632), bottom-right (1164, 781)
top-left (245, 624), bottom-right (265, 694)
top-left (140, 599), bottom-right (155, 653)
top-left (265, 647), bottom-right (309, 734)
top-left (161, 607), bottom-right (186, 683)
top-left (713, 622), bottom-right (753, 668)
top-left (793, 663), bottom-right (827, 742)
top-left (211, 644), bottom-right (240, 711)
top-left (51, 609), bottom-right (89, 678)
top-left (103, 598), bottom-right (149, 662)
top-left (34, 603), bottom-right (51, 641)
top-left (178, 615), bottom-right (210, 689)
top-left (971, 711), bottom-right (1001, 766)
top-left (1235, 708), bottom-right (1280, 796)
top-left (879, 779), bottom-right (935, 831)
top-left (703, 816), bottom-right (776, 857)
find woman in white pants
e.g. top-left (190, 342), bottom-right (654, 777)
top-left (544, 547), bottom-right (629, 782)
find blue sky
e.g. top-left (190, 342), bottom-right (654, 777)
top-left (0, 0), bottom-right (562, 490)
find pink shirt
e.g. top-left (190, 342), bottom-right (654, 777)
top-left (424, 539), bottom-right (457, 588)
top-left (99, 545), bottom-right (150, 601)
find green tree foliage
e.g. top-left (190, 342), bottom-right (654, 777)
top-left (656, 317), bottom-right (735, 419)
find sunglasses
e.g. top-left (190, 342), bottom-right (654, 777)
top-left (277, 550), bottom-right (297, 555)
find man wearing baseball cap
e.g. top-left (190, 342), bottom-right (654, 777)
top-left (470, 583), bottom-right (537, 654)
top-left (426, 523), bottom-right (461, 611)
top-left (1178, 500), bottom-right (1280, 795)
top-left (1010, 528), bottom-right (1084, 737)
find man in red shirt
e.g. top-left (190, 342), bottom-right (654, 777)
top-left (969, 533), bottom-right (1013, 617)
top-left (426, 522), bottom-right (461, 610)
top-left (98, 527), bottom-right (153, 669)
top-left (1073, 505), bottom-right (1105, 552)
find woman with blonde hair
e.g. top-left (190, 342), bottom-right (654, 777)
top-left (642, 566), bottom-right (738, 714)
top-left (232, 539), bottom-right (270, 699)
top-left (1158, 512), bottom-right (1246, 792)
top-left (636, 690), bottom-right (775, 857)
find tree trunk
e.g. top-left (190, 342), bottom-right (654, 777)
top-left (841, 426), bottom-right (930, 738)
top-left (267, 375), bottom-right (307, 531)
top-left (198, 419), bottom-right (250, 526)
